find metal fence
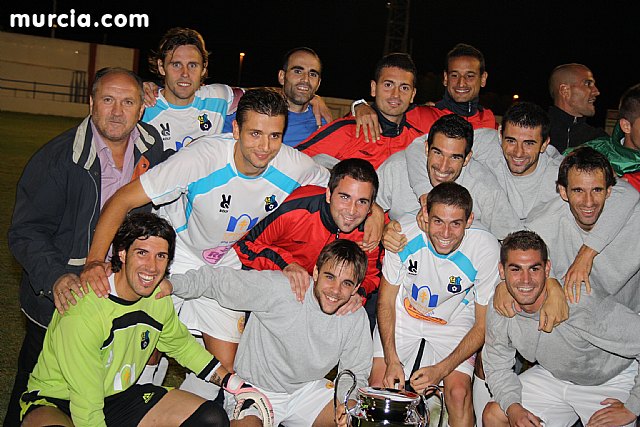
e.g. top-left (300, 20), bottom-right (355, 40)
top-left (0, 70), bottom-right (88, 104)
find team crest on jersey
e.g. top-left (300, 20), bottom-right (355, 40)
top-left (408, 259), bottom-right (418, 275)
top-left (141, 330), bottom-right (150, 350)
top-left (220, 194), bottom-right (232, 212)
top-left (447, 276), bottom-right (463, 294)
top-left (411, 283), bottom-right (438, 309)
top-left (264, 194), bottom-right (278, 212)
top-left (160, 123), bottom-right (171, 137)
top-left (226, 214), bottom-right (259, 233)
top-left (198, 113), bottom-right (212, 131)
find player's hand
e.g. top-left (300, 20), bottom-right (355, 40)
top-left (310, 95), bottom-right (333, 126)
top-left (587, 398), bottom-right (636, 427)
top-left (493, 280), bottom-right (520, 318)
top-left (354, 103), bottom-right (381, 142)
top-left (53, 273), bottom-right (83, 314)
top-left (382, 360), bottom-right (406, 390)
top-left (283, 263), bottom-right (311, 302)
top-left (539, 277), bottom-right (569, 332)
top-left (409, 364), bottom-right (447, 394)
top-left (335, 402), bottom-right (349, 427)
top-left (336, 293), bottom-right (363, 316)
top-left (155, 278), bottom-right (173, 299)
top-left (80, 260), bottom-right (112, 298)
top-left (563, 245), bottom-right (595, 303)
top-left (143, 81), bottom-right (160, 107)
top-left (222, 373), bottom-right (274, 427)
top-left (506, 403), bottom-right (543, 427)
top-left (382, 220), bottom-right (407, 253)
top-left (362, 204), bottom-right (384, 252)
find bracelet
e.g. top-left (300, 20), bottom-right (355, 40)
top-left (351, 99), bottom-right (368, 116)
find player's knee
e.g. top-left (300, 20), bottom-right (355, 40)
top-left (180, 400), bottom-right (229, 427)
top-left (445, 381), bottom-right (472, 412)
top-left (482, 401), bottom-right (506, 426)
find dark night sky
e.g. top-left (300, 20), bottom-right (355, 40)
top-left (3, 0), bottom-right (639, 122)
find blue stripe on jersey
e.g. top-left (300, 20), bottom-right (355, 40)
top-left (398, 234), bottom-right (427, 263)
top-left (426, 240), bottom-right (478, 283)
top-left (261, 166), bottom-right (302, 194)
top-left (142, 100), bottom-right (169, 122)
top-left (175, 163), bottom-right (237, 233)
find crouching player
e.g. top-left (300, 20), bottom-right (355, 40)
top-left (163, 239), bottom-right (373, 426)
top-left (20, 213), bottom-right (272, 427)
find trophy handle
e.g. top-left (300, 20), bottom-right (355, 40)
top-left (334, 370), bottom-right (357, 427)
top-left (422, 384), bottom-right (445, 427)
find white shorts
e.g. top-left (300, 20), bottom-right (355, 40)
top-left (172, 245), bottom-right (245, 343)
top-left (224, 379), bottom-right (334, 426)
top-left (373, 293), bottom-right (476, 379)
top-left (515, 362), bottom-right (637, 426)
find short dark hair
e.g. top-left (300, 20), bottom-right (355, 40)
top-left (557, 146), bottom-right (616, 189)
top-left (236, 88), bottom-right (289, 128)
top-left (91, 67), bottom-right (143, 102)
top-left (373, 53), bottom-right (417, 86)
top-left (446, 43), bottom-right (486, 74)
top-left (500, 230), bottom-right (549, 265)
top-left (426, 181), bottom-right (473, 220)
top-left (110, 213), bottom-right (176, 275)
top-left (501, 102), bottom-right (551, 142)
top-left (328, 158), bottom-right (379, 201)
top-left (148, 27), bottom-right (208, 81)
top-left (619, 83), bottom-right (640, 123)
top-left (282, 47), bottom-right (322, 75)
top-left (315, 240), bottom-right (368, 286)
top-left (427, 114), bottom-right (474, 156)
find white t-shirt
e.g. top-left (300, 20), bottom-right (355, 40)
top-left (142, 84), bottom-right (235, 152)
top-left (382, 215), bottom-right (500, 324)
top-left (140, 133), bottom-right (330, 273)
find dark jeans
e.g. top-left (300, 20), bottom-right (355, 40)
top-left (4, 318), bottom-right (46, 427)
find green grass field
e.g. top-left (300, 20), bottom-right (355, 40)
top-left (0, 111), bottom-right (190, 422)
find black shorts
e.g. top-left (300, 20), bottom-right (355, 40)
top-left (21, 384), bottom-right (168, 426)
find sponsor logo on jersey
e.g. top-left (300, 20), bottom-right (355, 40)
top-left (408, 259), bottom-right (418, 275)
top-left (411, 283), bottom-right (439, 309)
top-left (114, 364), bottom-right (135, 391)
top-left (226, 214), bottom-right (259, 233)
top-left (202, 246), bottom-right (231, 265)
top-left (141, 330), bottom-right (150, 350)
top-left (220, 194), bottom-right (231, 212)
top-left (175, 136), bottom-right (194, 151)
top-left (142, 392), bottom-right (155, 404)
top-left (447, 276), bottom-right (463, 294)
top-left (198, 113), bottom-right (212, 131)
top-left (264, 194), bottom-right (278, 212)
top-left (160, 123), bottom-right (171, 137)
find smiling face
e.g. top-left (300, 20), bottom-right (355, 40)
top-left (312, 260), bottom-right (359, 315)
top-left (370, 66), bottom-right (416, 124)
top-left (443, 56), bottom-right (487, 104)
top-left (500, 248), bottom-right (550, 313)
top-left (558, 168), bottom-right (611, 232)
top-left (426, 202), bottom-right (473, 255)
top-left (115, 236), bottom-right (170, 301)
top-left (158, 44), bottom-right (207, 106)
top-left (232, 110), bottom-right (285, 176)
top-left (426, 133), bottom-right (472, 187)
top-left (501, 123), bottom-right (550, 176)
top-left (90, 72), bottom-right (144, 147)
top-left (278, 50), bottom-right (322, 113)
top-left (327, 176), bottom-right (374, 233)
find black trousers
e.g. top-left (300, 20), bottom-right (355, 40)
top-left (4, 318), bottom-right (46, 427)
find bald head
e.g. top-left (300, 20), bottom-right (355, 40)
top-left (548, 64), bottom-right (600, 117)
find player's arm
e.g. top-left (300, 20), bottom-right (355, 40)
top-left (337, 311), bottom-right (374, 393)
top-left (309, 95), bottom-right (333, 126)
top-left (566, 180), bottom-right (639, 297)
top-left (377, 276), bottom-right (405, 389)
top-left (404, 136), bottom-right (432, 201)
top-left (353, 100), bottom-right (381, 142)
top-left (411, 303), bottom-right (487, 392)
top-left (294, 118), bottom-right (352, 159)
top-left (362, 202), bottom-right (385, 252)
top-left (81, 179), bottom-right (151, 297)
